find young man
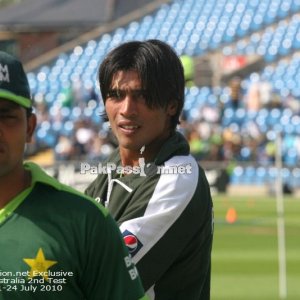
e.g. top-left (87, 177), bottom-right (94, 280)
top-left (85, 40), bottom-right (214, 299)
top-left (0, 51), bottom-right (147, 299)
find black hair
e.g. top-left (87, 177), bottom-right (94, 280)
top-left (26, 107), bottom-right (33, 118)
top-left (99, 39), bottom-right (185, 130)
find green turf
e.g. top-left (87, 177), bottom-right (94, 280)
top-left (211, 195), bottom-right (300, 300)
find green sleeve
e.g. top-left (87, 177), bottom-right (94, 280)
top-left (80, 208), bottom-right (146, 300)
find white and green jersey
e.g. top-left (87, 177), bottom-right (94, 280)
top-left (0, 162), bottom-right (147, 300)
top-left (85, 132), bottom-right (213, 300)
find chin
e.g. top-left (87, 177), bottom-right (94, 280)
top-left (120, 142), bottom-right (144, 152)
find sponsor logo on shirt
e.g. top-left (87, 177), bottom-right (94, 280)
top-left (124, 255), bottom-right (139, 281)
top-left (122, 230), bottom-right (143, 257)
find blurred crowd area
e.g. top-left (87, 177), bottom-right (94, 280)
top-left (26, 73), bottom-right (300, 170)
top-left (182, 76), bottom-right (300, 166)
top-left (9, 0), bottom-right (299, 193)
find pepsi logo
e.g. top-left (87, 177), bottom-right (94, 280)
top-left (124, 234), bottom-right (138, 252)
top-left (122, 230), bottom-right (143, 257)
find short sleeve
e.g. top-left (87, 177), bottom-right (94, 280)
top-left (79, 206), bottom-right (146, 300)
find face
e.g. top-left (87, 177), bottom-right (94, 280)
top-left (105, 70), bottom-right (177, 158)
top-left (0, 100), bottom-right (36, 178)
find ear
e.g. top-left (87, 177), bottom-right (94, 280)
top-left (166, 101), bottom-right (178, 117)
top-left (26, 114), bottom-right (37, 143)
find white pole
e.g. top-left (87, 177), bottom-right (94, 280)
top-left (275, 132), bottom-right (287, 299)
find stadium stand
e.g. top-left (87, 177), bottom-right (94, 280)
top-left (3, 0), bottom-right (300, 192)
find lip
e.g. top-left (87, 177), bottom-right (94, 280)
top-left (117, 121), bottom-right (140, 135)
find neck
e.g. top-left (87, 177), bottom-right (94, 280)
top-left (119, 134), bottom-right (172, 167)
top-left (119, 148), bottom-right (143, 167)
top-left (0, 167), bottom-right (31, 209)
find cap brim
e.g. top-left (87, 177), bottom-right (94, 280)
top-left (0, 89), bottom-right (31, 108)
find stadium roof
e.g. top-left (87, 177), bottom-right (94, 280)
top-left (0, 0), bottom-right (157, 30)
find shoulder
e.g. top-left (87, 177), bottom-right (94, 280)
top-left (133, 155), bottom-right (202, 212)
top-left (33, 181), bottom-right (108, 217)
top-left (25, 162), bottom-right (108, 217)
top-left (158, 154), bottom-right (200, 189)
top-left (147, 154), bottom-right (211, 210)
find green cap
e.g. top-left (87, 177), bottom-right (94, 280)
top-left (0, 51), bottom-right (32, 108)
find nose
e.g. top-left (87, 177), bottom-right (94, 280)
top-left (120, 94), bottom-right (138, 117)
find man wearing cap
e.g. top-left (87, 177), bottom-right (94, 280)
top-left (0, 51), bottom-right (147, 299)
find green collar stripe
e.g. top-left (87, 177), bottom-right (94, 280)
top-left (0, 162), bottom-right (107, 224)
top-left (0, 187), bottom-right (32, 224)
top-left (24, 162), bottom-right (108, 216)
top-left (0, 89), bottom-right (31, 108)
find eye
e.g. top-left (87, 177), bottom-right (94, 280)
top-left (107, 90), bottom-right (123, 100)
top-left (0, 113), bottom-right (16, 119)
top-left (0, 113), bottom-right (19, 125)
top-left (134, 90), bottom-right (146, 100)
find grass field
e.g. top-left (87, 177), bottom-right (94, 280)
top-left (211, 194), bottom-right (300, 300)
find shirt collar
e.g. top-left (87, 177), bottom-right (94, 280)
top-left (24, 161), bottom-right (61, 190)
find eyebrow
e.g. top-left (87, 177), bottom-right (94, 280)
top-left (108, 88), bottom-right (144, 91)
top-left (0, 103), bottom-right (20, 113)
top-left (107, 88), bottom-right (146, 94)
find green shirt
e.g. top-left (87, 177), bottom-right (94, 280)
top-left (86, 132), bottom-right (213, 300)
top-left (0, 162), bottom-right (147, 300)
